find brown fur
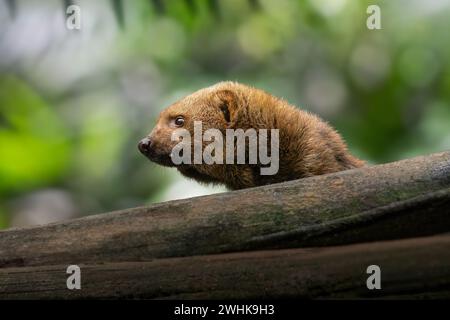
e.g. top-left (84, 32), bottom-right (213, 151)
top-left (141, 82), bottom-right (365, 190)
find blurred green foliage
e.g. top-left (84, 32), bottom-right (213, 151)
top-left (0, 76), bottom-right (71, 193)
top-left (0, 0), bottom-right (449, 228)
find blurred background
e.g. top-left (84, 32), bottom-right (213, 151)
top-left (0, 0), bottom-right (449, 229)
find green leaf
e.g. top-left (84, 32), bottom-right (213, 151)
top-left (0, 75), bottom-right (71, 194)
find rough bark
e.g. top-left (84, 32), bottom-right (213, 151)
top-left (0, 151), bottom-right (449, 268)
top-left (1, 234), bottom-right (449, 299)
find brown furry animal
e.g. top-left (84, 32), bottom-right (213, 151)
top-left (138, 82), bottom-right (364, 190)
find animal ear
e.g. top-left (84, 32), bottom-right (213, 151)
top-left (217, 90), bottom-right (237, 124)
top-left (220, 101), bottom-right (231, 123)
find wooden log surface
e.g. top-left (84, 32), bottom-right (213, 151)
top-left (1, 234), bottom-right (449, 299)
top-left (0, 151), bottom-right (450, 268)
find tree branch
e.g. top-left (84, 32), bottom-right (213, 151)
top-left (1, 234), bottom-right (449, 299)
top-left (0, 151), bottom-right (449, 269)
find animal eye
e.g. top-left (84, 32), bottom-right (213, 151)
top-left (174, 116), bottom-right (185, 127)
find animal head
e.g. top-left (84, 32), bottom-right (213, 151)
top-left (138, 82), bottom-right (243, 167)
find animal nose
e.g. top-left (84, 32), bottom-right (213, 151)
top-left (138, 137), bottom-right (152, 155)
